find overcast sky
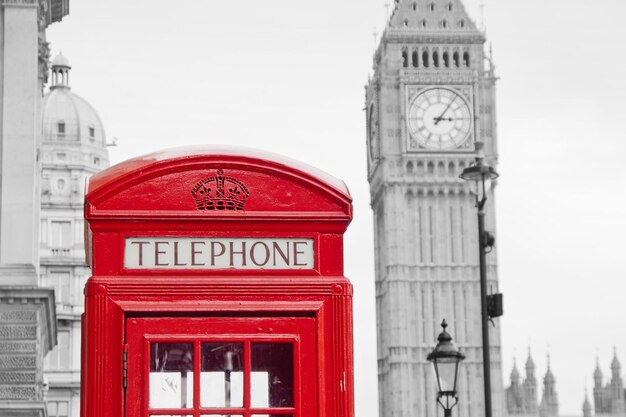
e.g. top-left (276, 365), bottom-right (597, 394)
top-left (47, 1), bottom-right (626, 415)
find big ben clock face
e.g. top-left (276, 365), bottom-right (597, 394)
top-left (367, 102), bottom-right (378, 161)
top-left (407, 87), bottom-right (473, 151)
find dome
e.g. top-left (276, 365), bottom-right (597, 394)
top-left (51, 52), bottom-right (71, 68)
top-left (42, 87), bottom-right (106, 146)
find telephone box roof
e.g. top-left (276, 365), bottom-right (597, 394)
top-left (88, 145), bottom-right (350, 198)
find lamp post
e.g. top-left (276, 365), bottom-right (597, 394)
top-left (427, 319), bottom-right (465, 417)
top-left (459, 141), bottom-right (499, 417)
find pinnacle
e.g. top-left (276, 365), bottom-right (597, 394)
top-left (388, 0), bottom-right (480, 32)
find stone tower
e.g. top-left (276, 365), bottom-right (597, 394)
top-left (365, 1), bottom-right (503, 416)
top-left (594, 352), bottom-right (626, 416)
top-left (40, 52), bottom-right (110, 417)
top-left (0, 1), bottom-right (68, 416)
top-left (583, 391), bottom-right (592, 417)
top-left (524, 351), bottom-right (539, 414)
top-left (539, 356), bottom-right (558, 417)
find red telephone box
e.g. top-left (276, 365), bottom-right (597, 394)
top-left (81, 147), bottom-right (354, 417)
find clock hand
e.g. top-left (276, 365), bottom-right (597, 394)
top-left (434, 96), bottom-right (458, 125)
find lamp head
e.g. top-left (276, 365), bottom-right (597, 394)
top-left (427, 320), bottom-right (465, 411)
top-left (459, 142), bottom-right (499, 206)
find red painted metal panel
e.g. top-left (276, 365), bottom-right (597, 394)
top-left (81, 148), bottom-right (354, 417)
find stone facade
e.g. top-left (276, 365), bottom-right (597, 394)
top-left (365, 1), bottom-right (503, 416)
top-left (593, 352), bottom-right (626, 416)
top-left (505, 351), bottom-right (559, 417)
top-left (0, 1), bottom-right (67, 415)
top-left (40, 53), bottom-right (110, 417)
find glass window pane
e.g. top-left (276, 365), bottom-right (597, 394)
top-left (252, 414), bottom-right (294, 417)
top-left (150, 343), bottom-right (194, 409)
top-left (201, 415), bottom-right (243, 417)
top-left (251, 343), bottom-right (293, 408)
top-left (201, 342), bottom-right (243, 407)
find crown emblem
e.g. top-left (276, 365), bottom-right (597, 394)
top-left (191, 170), bottom-right (249, 211)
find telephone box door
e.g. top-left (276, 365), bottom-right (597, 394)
top-left (125, 317), bottom-right (317, 417)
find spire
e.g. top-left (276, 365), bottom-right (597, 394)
top-left (387, 0), bottom-right (480, 32)
top-left (593, 357), bottom-right (603, 387)
top-left (611, 347), bottom-right (621, 376)
top-left (525, 347), bottom-right (536, 379)
top-left (582, 389), bottom-right (592, 417)
top-left (544, 353), bottom-right (555, 384)
top-left (539, 352), bottom-right (558, 417)
top-left (50, 52), bottom-right (71, 90)
top-left (510, 357), bottom-right (520, 385)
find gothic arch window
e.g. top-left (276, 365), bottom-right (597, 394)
top-left (417, 162), bottom-right (425, 176)
top-left (421, 19), bottom-right (427, 28)
top-left (453, 51), bottom-right (460, 67)
top-left (406, 161), bottom-right (414, 175)
top-left (404, 18), bottom-right (409, 27)
top-left (442, 19), bottom-right (448, 29)
top-left (422, 50), bottom-right (429, 67)
top-left (430, 2), bottom-right (435, 12)
top-left (412, 50), bottom-right (419, 67)
top-left (427, 162), bottom-right (435, 175)
top-left (437, 162), bottom-right (446, 176)
top-left (433, 50), bottom-right (440, 67)
top-left (448, 2), bottom-right (453, 11)
top-left (443, 51), bottom-right (450, 67)
top-left (463, 51), bottom-right (470, 67)
top-left (402, 49), bottom-right (409, 68)
top-left (448, 162), bottom-right (456, 176)
top-left (459, 19), bottom-right (465, 28)
top-left (412, 2), bottom-right (417, 11)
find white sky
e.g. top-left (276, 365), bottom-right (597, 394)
top-left (47, 0), bottom-right (626, 415)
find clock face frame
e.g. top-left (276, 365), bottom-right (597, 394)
top-left (406, 86), bottom-right (474, 151)
top-left (367, 102), bottom-right (378, 161)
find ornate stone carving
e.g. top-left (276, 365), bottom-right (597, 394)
top-left (1, 0), bottom-right (37, 5)
top-left (38, 36), bottom-right (50, 85)
top-left (0, 325), bottom-right (38, 339)
top-left (0, 371), bottom-right (36, 383)
top-left (0, 355), bottom-right (37, 369)
top-left (0, 386), bottom-right (37, 399)
top-left (0, 311), bottom-right (37, 322)
top-left (0, 342), bottom-right (36, 353)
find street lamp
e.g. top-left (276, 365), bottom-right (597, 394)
top-left (427, 319), bottom-right (465, 417)
top-left (459, 141), bottom-right (501, 417)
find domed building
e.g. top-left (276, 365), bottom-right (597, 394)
top-left (39, 52), bottom-right (110, 417)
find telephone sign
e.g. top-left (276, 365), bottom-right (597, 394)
top-left (124, 237), bottom-right (315, 269)
top-left (81, 147), bottom-right (354, 417)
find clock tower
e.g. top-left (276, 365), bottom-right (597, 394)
top-left (365, 1), bottom-right (503, 417)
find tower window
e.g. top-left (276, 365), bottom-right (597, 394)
top-left (443, 51), bottom-right (450, 67)
top-left (453, 51), bottom-right (460, 67)
top-left (57, 122), bottom-right (65, 135)
top-left (448, 2), bottom-right (453, 11)
top-left (89, 126), bottom-right (95, 140)
top-left (433, 51), bottom-right (440, 67)
top-left (460, 19), bottom-right (465, 28)
top-left (442, 19), bottom-right (448, 28)
top-left (430, 2), bottom-right (435, 11)
top-left (402, 49), bottom-right (409, 68)
top-left (412, 2), bottom-right (417, 11)
top-left (412, 50), bottom-right (419, 68)
top-left (463, 51), bottom-right (470, 67)
top-left (422, 50), bottom-right (429, 67)
top-left (404, 18), bottom-right (409, 27)
top-left (421, 19), bottom-right (427, 28)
